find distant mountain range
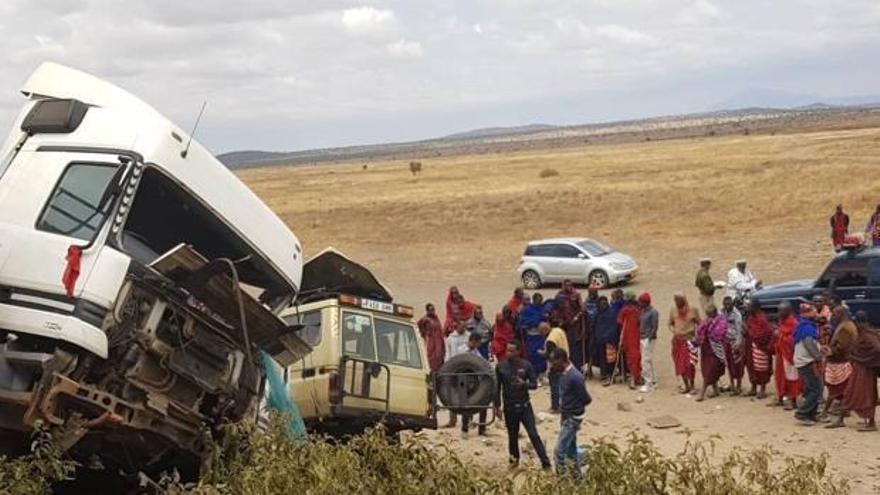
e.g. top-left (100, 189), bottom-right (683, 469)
top-left (217, 99), bottom-right (880, 169)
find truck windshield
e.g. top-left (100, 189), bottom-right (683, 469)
top-left (36, 162), bottom-right (119, 241)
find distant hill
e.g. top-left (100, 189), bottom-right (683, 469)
top-left (441, 123), bottom-right (557, 140)
top-left (218, 102), bottom-right (880, 169)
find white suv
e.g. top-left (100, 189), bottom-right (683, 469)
top-left (517, 238), bottom-right (638, 289)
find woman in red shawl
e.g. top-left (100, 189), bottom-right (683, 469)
top-left (695, 304), bottom-right (728, 402)
top-left (744, 299), bottom-right (774, 398)
top-left (444, 287), bottom-right (476, 335)
top-left (505, 288), bottom-right (525, 316)
top-left (490, 306), bottom-right (516, 361)
top-left (771, 302), bottom-right (800, 410)
top-left (417, 303), bottom-right (445, 373)
top-left (617, 292), bottom-right (642, 388)
top-left (828, 311), bottom-right (880, 430)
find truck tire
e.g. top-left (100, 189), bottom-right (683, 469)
top-left (436, 354), bottom-right (495, 412)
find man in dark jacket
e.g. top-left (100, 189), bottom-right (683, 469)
top-left (495, 340), bottom-right (551, 469)
top-left (549, 348), bottom-right (591, 476)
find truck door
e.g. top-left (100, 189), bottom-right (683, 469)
top-left (374, 317), bottom-right (428, 418)
top-left (284, 309), bottom-right (325, 418)
top-left (0, 151), bottom-right (126, 302)
top-left (867, 258), bottom-right (880, 325)
top-left (339, 310), bottom-right (389, 413)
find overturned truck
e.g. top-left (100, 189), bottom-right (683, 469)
top-left (0, 63), bottom-right (310, 479)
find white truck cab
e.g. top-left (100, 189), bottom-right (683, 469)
top-left (0, 62), bottom-right (309, 479)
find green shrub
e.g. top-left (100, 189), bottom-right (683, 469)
top-left (184, 419), bottom-right (849, 495)
top-left (0, 422), bottom-right (76, 495)
top-left (1, 418), bottom-right (850, 495)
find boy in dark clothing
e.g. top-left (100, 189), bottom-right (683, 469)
top-left (549, 348), bottom-right (591, 476)
top-left (495, 340), bottom-right (551, 469)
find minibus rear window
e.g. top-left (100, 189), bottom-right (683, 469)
top-left (36, 163), bottom-right (118, 241)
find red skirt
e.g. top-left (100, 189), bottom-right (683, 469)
top-left (825, 362), bottom-right (853, 400)
top-left (672, 337), bottom-right (695, 380)
top-left (725, 342), bottom-right (746, 380)
top-left (774, 353), bottom-right (800, 400)
top-left (746, 343), bottom-right (772, 385)
top-left (700, 340), bottom-right (725, 386)
top-left (843, 362), bottom-right (878, 421)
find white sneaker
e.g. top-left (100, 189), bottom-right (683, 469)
top-left (638, 384), bottom-right (654, 393)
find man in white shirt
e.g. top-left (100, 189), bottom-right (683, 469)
top-left (445, 322), bottom-right (471, 361)
top-left (727, 259), bottom-right (761, 301)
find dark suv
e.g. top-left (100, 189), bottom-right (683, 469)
top-left (753, 247), bottom-right (880, 323)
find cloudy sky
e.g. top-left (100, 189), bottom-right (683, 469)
top-left (1, 0), bottom-right (878, 153)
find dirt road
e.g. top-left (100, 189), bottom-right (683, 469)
top-left (240, 125), bottom-right (879, 492)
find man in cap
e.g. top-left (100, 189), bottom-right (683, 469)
top-left (726, 260), bottom-right (761, 302)
top-left (694, 258), bottom-right (716, 312)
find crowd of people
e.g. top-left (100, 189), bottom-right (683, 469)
top-left (416, 253), bottom-right (880, 473)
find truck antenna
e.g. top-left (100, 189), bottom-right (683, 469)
top-left (180, 100), bottom-right (207, 159)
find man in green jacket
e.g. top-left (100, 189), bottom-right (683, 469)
top-left (695, 258), bottom-right (715, 312)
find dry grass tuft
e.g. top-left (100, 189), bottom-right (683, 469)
top-left (539, 167), bottom-right (560, 178)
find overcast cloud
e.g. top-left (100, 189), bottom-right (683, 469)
top-left (0, 0), bottom-right (878, 152)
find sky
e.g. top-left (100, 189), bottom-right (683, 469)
top-left (0, 0), bottom-right (879, 153)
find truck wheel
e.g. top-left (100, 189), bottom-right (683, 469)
top-left (521, 270), bottom-right (542, 289)
top-left (436, 354), bottom-right (495, 412)
top-left (588, 270), bottom-right (609, 289)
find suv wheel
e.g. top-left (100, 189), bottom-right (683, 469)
top-left (521, 270), bottom-right (542, 289)
top-left (588, 270), bottom-right (610, 289)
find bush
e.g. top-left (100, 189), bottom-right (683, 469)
top-left (184, 419), bottom-right (849, 495)
top-left (3, 418), bottom-right (851, 494)
top-left (539, 168), bottom-right (559, 179)
top-left (0, 422), bottom-right (77, 495)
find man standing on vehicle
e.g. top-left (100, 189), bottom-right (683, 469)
top-left (550, 348), bottom-right (591, 477)
top-left (830, 204), bottom-right (850, 251)
top-left (726, 260), bottom-right (761, 302)
top-left (418, 303), bottom-right (445, 374)
top-left (495, 340), bottom-right (552, 469)
top-left (466, 306), bottom-right (493, 359)
top-left (695, 258), bottom-right (716, 311)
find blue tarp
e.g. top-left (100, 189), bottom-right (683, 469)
top-left (260, 351), bottom-right (307, 440)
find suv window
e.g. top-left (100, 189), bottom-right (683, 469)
top-left (525, 245), bottom-right (554, 257)
top-left (526, 244), bottom-right (581, 258)
top-left (36, 163), bottom-right (119, 241)
top-left (341, 311), bottom-right (376, 361)
top-left (283, 310), bottom-right (322, 347)
top-left (818, 257), bottom-right (870, 288)
top-left (550, 244), bottom-right (582, 258)
top-left (375, 319), bottom-right (423, 369)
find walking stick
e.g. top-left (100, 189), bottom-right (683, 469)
top-left (610, 326), bottom-right (627, 384)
